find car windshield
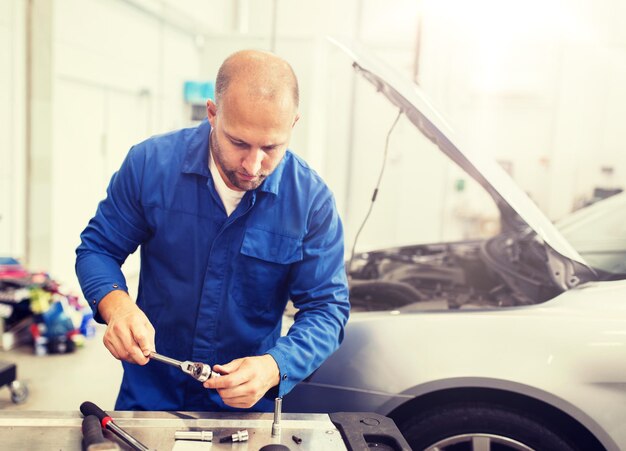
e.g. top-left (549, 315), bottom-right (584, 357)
top-left (555, 192), bottom-right (626, 276)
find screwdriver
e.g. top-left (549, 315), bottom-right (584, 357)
top-left (149, 351), bottom-right (219, 382)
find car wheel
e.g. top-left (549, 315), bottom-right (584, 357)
top-left (399, 402), bottom-right (578, 451)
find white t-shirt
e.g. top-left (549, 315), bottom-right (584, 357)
top-left (209, 152), bottom-right (245, 216)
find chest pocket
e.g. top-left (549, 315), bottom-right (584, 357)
top-left (233, 227), bottom-right (303, 312)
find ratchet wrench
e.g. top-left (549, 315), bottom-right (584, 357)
top-left (149, 351), bottom-right (219, 382)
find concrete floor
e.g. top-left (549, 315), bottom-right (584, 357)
top-left (0, 324), bottom-right (123, 411)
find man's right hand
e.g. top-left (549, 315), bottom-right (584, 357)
top-left (98, 290), bottom-right (155, 365)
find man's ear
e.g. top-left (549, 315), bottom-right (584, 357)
top-left (206, 99), bottom-right (217, 125)
top-left (292, 113), bottom-right (300, 128)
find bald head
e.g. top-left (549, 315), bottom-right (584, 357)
top-left (215, 50), bottom-right (299, 112)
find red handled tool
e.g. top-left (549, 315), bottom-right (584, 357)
top-left (82, 415), bottom-right (121, 450)
top-left (80, 401), bottom-right (151, 451)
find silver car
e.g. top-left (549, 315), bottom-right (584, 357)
top-left (285, 40), bottom-right (626, 451)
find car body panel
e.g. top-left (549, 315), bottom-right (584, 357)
top-left (288, 279), bottom-right (626, 450)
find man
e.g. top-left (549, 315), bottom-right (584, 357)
top-left (76, 50), bottom-right (350, 411)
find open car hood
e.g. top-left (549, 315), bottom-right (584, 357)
top-left (331, 37), bottom-right (591, 274)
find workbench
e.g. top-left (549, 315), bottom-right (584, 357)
top-left (0, 410), bottom-right (410, 450)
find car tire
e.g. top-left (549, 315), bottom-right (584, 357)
top-left (399, 402), bottom-right (579, 451)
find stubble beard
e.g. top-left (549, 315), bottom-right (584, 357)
top-left (210, 131), bottom-right (267, 191)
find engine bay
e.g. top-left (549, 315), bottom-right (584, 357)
top-left (347, 233), bottom-right (563, 312)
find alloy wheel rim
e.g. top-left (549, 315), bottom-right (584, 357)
top-left (425, 433), bottom-right (535, 451)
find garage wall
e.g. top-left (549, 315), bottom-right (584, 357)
top-left (5, 0), bottom-right (626, 281)
top-left (212, 0), bottom-right (626, 253)
top-left (341, 0), bottom-right (624, 247)
top-left (417, 0), bottom-right (626, 221)
top-left (547, 40), bottom-right (626, 220)
top-left (198, 0), bottom-right (360, 177)
top-left (28, 0), bottom-right (204, 291)
top-left (0, 0), bottom-right (26, 258)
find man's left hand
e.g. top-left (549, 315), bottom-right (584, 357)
top-left (203, 354), bottom-right (280, 408)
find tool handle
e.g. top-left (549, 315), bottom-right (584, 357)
top-left (149, 352), bottom-right (182, 367)
top-left (81, 401), bottom-right (108, 423)
top-left (80, 401), bottom-right (150, 451)
top-left (82, 415), bottom-right (107, 445)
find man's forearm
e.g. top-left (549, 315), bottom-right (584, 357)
top-left (98, 289), bottom-right (135, 324)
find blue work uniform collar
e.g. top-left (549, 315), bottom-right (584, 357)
top-left (181, 119), bottom-right (285, 196)
top-left (181, 120), bottom-right (211, 178)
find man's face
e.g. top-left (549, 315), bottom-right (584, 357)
top-left (206, 87), bottom-right (299, 192)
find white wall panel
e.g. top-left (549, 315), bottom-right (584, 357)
top-left (612, 0), bottom-right (626, 46)
top-left (54, 0), bottom-right (160, 93)
top-left (0, 0), bottom-right (26, 258)
top-left (50, 80), bottom-right (106, 286)
top-left (415, 0), bottom-right (626, 222)
top-left (161, 27), bottom-right (202, 130)
top-left (547, 44), bottom-right (626, 220)
top-left (601, 54), bottom-right (626, 179)
top-left (270, 0), bottom-right (358, 39)
top-left (0, 18), bottom-right (11, 252)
